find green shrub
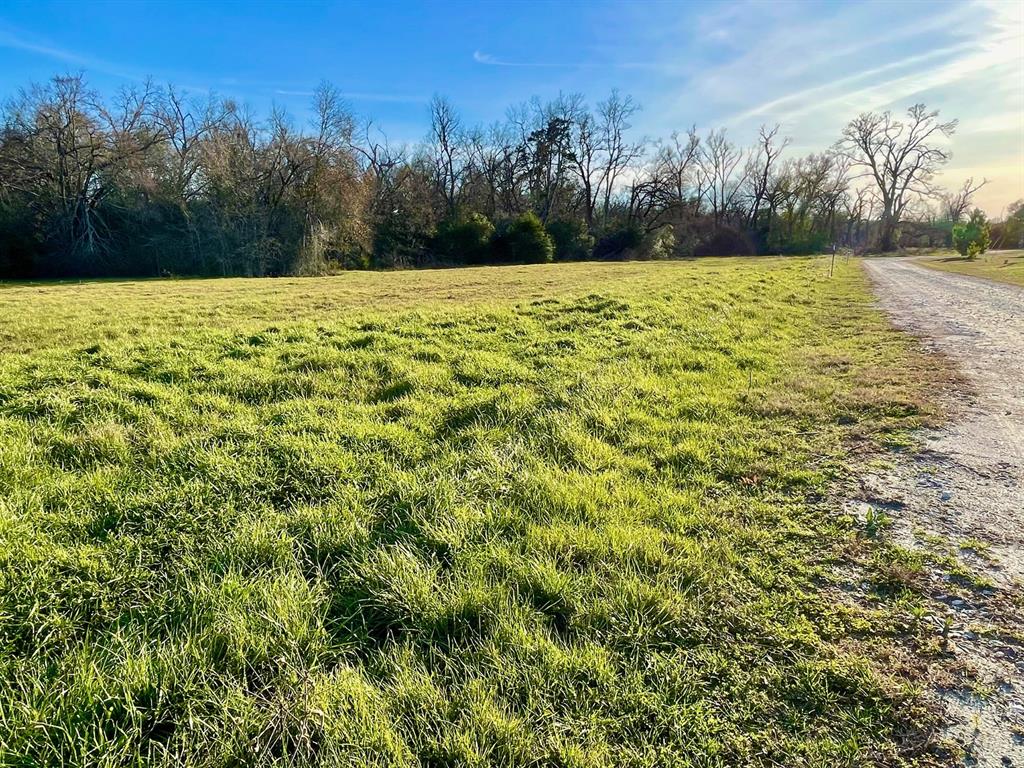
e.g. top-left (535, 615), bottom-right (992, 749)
top-left (593, 224), bottom-right (644, 260)
top-left (641, 226), bottom-right (676, 260)
top-left (373, 211), bottom-right (433, 269)
top-left (546, 219), bottom-right (595, 261)
top-left (0, 201), bottom-right (39, 277)
top-left (433, 213), bottom-right (496, 264)
top-left (952, 208), bottom-right (990, 259)
top-left (326, 247), bottom-right (371, 271)
top-left (493, 212), bottom-right (554, 263)
top-left (694, 225), bottom-right (756, 257)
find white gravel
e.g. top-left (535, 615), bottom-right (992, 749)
top-left (862, 258), bottom-right (1024, 767)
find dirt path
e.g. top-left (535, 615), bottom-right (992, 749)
top-left (862, 258), bottom-right (1024, 766)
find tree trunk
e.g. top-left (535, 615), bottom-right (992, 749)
top-left (878, 215), bottom-right (897, 252)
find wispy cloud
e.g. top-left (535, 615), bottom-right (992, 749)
top-left (673, 0), bottom-right (1018, 132)
top-left (0, 23), bottom-right (221, 95)
top-left (625, 0), bottom-right (1022, 213)
top-left (0, 28), bottom-right (88, 65)
top-left (791, 51), bottom-right (1018, 125)
top-left (726, 41), bottom-right (977, 126)
top-left (777, 9), bottom-right (1021, 125)
top-left (472, 48), bottom-right (670, 75)
top-left (0, 22), bottom-right (429, 108)
top-left (472, 50), bottom-right (573, 68)
top-left (0, 24), bottom-right (137, 80)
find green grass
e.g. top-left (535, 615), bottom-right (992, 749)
top-left (917, 249), bottom-right (1024, 287)
top-left (0, 258), bottom-right (940, 766)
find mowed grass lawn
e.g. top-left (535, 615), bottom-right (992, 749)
top-left (918, 249), bottom-right (1024, 287)
top-left (0, 259), bottom-right (937, 766)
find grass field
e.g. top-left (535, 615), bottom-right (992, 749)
top-left (0, 258), bottom-right (942, 766)
top-left (917, 249), bottom-right (1024, 287)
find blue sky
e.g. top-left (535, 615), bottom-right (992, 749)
top-left (1, 0), bottom-right (1021, 214)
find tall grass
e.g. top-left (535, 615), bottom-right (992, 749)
top-left (0, 258), bottom-right (935, 765)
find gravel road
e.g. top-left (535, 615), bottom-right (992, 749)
top-left (862, 258), bottom-right (1024, 766)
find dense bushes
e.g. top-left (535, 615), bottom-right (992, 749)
top-left (593, 224), bottom-right (644, 260)
top-left (642, 227), bottom-right (676, 259)
top-left (0, 76), bottom-right (377, 279)
top-left (546, 219), bottom-right (595, 261)
top-left (430, 212), bottom-right (557, 266)
top-left (0, 202), bottom-right (36, 276)
top-left (952, 209), bottom-right (991, 259)
top-left (493, 213), bottom-right (555, 264)
top-left (433, 213), bottom-right (496, 265)
top-left (991, 200), bottom-right (1024, 249)
top-left (0, 75), bottom-right (988, 279)
top-left (693, 226), bottom-right (756, 257)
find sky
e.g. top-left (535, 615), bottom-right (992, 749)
top-left (0, 0), bottom-right (1021, 216)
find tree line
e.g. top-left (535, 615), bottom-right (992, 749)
top-left (0, 74), bottom-right (1007, 278)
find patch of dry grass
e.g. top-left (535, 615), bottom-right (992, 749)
top-left (916, 250), bottom-right (1024, 287)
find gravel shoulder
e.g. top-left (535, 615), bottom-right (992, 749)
top-left (862, 258), bottom-right (1024, 766)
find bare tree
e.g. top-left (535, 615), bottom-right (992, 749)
top-left (521, 95), bottom-right (581, 223)
top-left (1, 75), bottom-right (167, 270)
top-left (660, 128), bottom-right (701, 205)
top-left (564, 91), bottom-right (645, 230)
top-left (745, 124), bottom-right (790, 228)
top-left (700, 129), bottom-right (747, 227)
top-left (595, 91), bottom-right (645, 225)
top-left (836, 103), bottom-right (957, 251)
top-left (427, 95), bottom-right (466, 216)
top-left (941, 177), bottom-right (986, 222)
top-left (568, 107), bottom-right (599, 228)
top-left (351, 119), bottom-right (406, 202)
top-left (152, 87), bottom-right (233, 269)
top-left (626, 159), bottom-right (676, 233)
top-left (841, 186), bottom-right (873, 251)
top-left (157, 87), bottom-right (229, 205)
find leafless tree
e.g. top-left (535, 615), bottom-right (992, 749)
top-left (595, 91), bottom-right (645, 225)
top-left (745, 124), bottom-right (790, 228)
top-left (0, 74), bottom-right (989, 276)
top-left (700, 129), bottom-right (747, 227)
top-left (2, 75), bottom-right (165, 268)
top-left (836, 103), bottom-right (957, 251)
top-left (568, 107), bottom-right (600, 228)
top-left (351, 120), bottom-right (406, 198)
top-left (841, 186), bottom-right (873, 251)
top-left (427, 95), bottom-right (466, 216)
top-left (941, 177), bottom-right (986, 222)
top-left (157, 87), bottom-right (230, 204)
top-left (660, 129), bottom-right (702, 205)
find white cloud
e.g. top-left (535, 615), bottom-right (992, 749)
top-left (472, 50), bottom-right (567, 68)
top-left (639, 0), bottom-right (1023, 215)
top-left (0, 24), bottom-right (136, 80)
